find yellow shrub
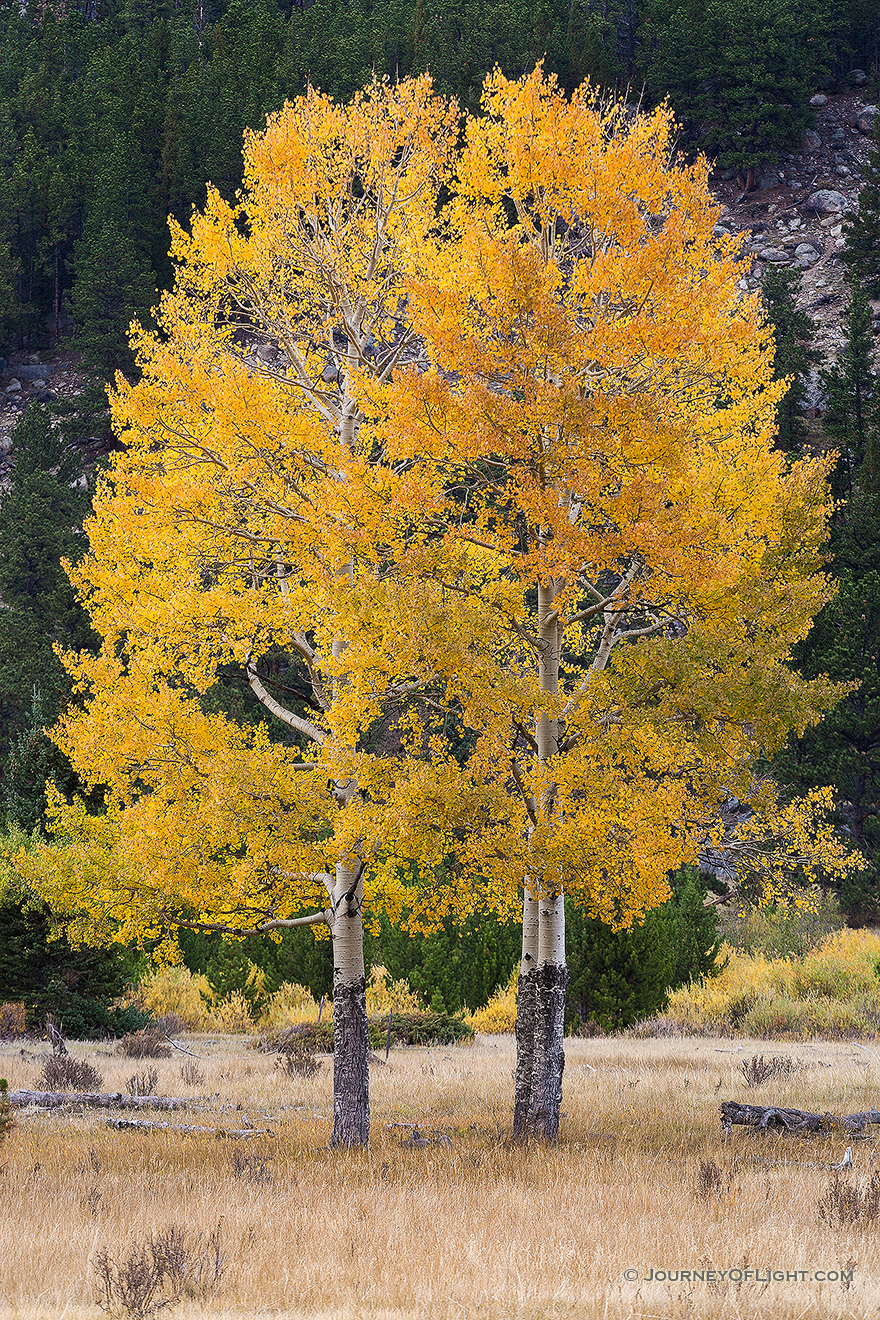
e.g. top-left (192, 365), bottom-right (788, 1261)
top-left (665, 929), bottom-right (880, 1039)
top-left (260, 981), bottom-right (321, 1027)
top-left (467, 972), bottom-right (518, 1034)
top-left (205, 990), bottom-right (254, 1033)
top-left (365, 966), bottom-right (423, 1014)
top-left (793, 928), bottom-right (880, 1000)
top-left (136, 966), bottom-right (213, 1029)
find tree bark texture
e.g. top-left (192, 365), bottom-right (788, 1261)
top-left (527, 963), bottom-right (568, 1140)
top-left (513, 969), bottom-right (537, 1139)
top-left (330, 860), bottom-right (369, 1147)
top-left (332, 975), bottom-right (369, 1147)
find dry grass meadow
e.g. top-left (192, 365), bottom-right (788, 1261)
top-left (2, 1032), bottom-right (880, 1320)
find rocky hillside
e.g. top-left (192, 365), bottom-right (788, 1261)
top-left (0, 81), bottom-right (876, 473)
top-left (711, 82), bottom-right (878, 370)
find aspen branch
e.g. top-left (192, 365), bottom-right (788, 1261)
top-left (245, 660), bottom-right (326, 743)
top-left (170, 909), bottom-right (332, 936)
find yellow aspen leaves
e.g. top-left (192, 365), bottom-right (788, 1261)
top-left (16, 70), bottom-right (860, 951)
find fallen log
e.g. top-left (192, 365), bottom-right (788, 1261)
top-left (8, 1090), bottom-right (197, 1111)
top-left (106, 1117), bottom-right (272, 1138)
top-left (721, 1100), bottom-right (880, 1135)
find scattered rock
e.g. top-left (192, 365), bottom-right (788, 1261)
top-left (759, 247), bottom-right (790, 263)
top-left (857, 106), bottom-right (878, 135)
top-left (810, 94), bottom-right (828, 107)
top-left (16, 363), bottom-right (53, 381)
top-left (756, 170), bottom-right (781, 190)
top-left (807, 189), bottom-right (848, 214)
top-left (803, 129), bottom-right (821, 150)
top-left (5, 379), bottom-right (21, 393)
top-left (795, 243), bottom-right (821, 266)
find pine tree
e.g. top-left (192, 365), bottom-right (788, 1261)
top-left (842, 130), bottom-right (880, 298)
top-left (762, 266), bottom-right (819, 453)
top-left (0, 406), bottom-right (95, 801)
top-left (822, 279), bottom-right (876, 502)
top-left (774, 282), bottom-right (880, 923)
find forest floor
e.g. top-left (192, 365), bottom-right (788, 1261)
top-left (2, 1032), bottom-right (880, 1319)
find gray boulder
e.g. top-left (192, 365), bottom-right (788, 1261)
top-left (756, 170), bottom-right (781, 190)
top-left (810, 93), bottom-right (828, 107)
top-left (807, 189), bottom-right (848, 214)
top-left (795, 243), bottom-right (821, 266)
top-left (5, 379), bottom-right (21, 393)
top-left (16, 363), bottom-right (53, 381)
top-left (759, 247), bottom-right (790, 263)
top-left (802, 129), bottom-right (821, 150)
top-left (848, 69), bottom-right (867, 86)
top-left (857, 106), bottom-right (878, 135)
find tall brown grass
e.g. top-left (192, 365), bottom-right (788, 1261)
top-left (1, 1031), bottom-right (878, 1318)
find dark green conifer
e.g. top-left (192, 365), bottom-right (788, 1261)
top-left (842, 131), bottom-right (880, 298)
top-left (0, 406), bottom-right (95, 813)
top-left (774, 283), bottom-right (880, 922)
top-left (762, 266), bottom-right (819, 453)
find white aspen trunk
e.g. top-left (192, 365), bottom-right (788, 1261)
top-left (513, 887), bottom-right (539, 1137)
top-left (515, 576), bottom-right (568, 1141)
top-left (330, 860), bottom-right (369, 1147)
top-left (328, 365), bottom-right (370, 1148)
top-left (527, 890), bottom-right (567, 1141)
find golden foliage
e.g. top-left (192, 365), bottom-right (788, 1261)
top-left (467, 971), bottom-right (519, 1034)
top-left (666, 928), bottom-right (880, 1037)
top-left (14, 69), bottom-right (860, 954)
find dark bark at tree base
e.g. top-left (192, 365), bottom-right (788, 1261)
top-left (513, 970), bottom-right (537, 1140)
top-left (332, 974), bottom-right (369, 1147)
top-left (514, 963), bottom-right (568, 1142)
top-left (527, 962), bottom-right (568, 1141)
top-left (721, 1100), bottom-right (880, 1135)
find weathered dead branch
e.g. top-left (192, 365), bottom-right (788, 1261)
top-left (721, 1100), bottom-right (880, 1136)
top-left (106, 1117), bottom-right (273, 1138)
top-left (8, 1090), bottom-right (197, 1111)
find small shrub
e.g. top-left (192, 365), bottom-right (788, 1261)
top-left (818, 1172), bottom-right (880, 1228)
top-left (154, 1012), bottom-right (185, 1037)
top-left (698, 1159), bottom-right (724, 1198)
top-left (116, 1029), bottom-right (172, 1059)
top-left (38, 1055), bottom-right (103, 1093)
top-left (94, 1224), bottom-right (224, 1319)
top-left (178, 1060), bottom-right (205, 1088)
top-left (0, 1078), bottom-right (14, 1142)
top-left (260, 981), bottom-right (319, 1028)
top-left (276, 1032), bottom-right (320, 1078)
top-left (365, 966), bottom-right (424, 1014)
top-left (205, 990), bottom-right (253, 1033)
top-left (231, 1151), bottom-right (273, 1184)
top-left (741, 1054), bottom-right (799, 1087)
top-left (258, 1022), bottom-right (333, 1054)
top-left (258, 1011), bottom-right (473, 1053)
top-left (126, 1067), bottom-right (159, 1097)
top-left (0, 1002), bottom-right (26, 1039)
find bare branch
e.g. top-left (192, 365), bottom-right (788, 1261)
top-left (171, 909), bottom-right (332, 936)
top-left (245, 661), bottom-right (326, 743)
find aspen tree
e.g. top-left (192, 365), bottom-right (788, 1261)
top-left (376, 68), bottom-right (852, 1139)
top-left (24, 78), bottom-right (457, 1148)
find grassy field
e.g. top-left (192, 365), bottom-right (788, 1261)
top-left (1, 1032), bottom-right (879, 1320)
